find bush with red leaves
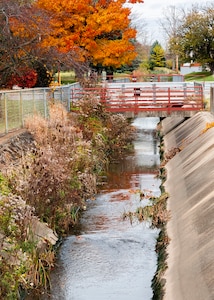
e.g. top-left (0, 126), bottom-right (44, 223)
top-left (6, 67), bottom-right (38, 88)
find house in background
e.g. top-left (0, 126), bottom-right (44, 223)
top-left (180, 63), bottom-right (202, 75)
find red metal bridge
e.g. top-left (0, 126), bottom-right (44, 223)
top-left (71, 82), bottom-right (204, 117)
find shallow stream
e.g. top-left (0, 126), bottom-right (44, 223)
top-left (48, 117), bottom-right (161, 300)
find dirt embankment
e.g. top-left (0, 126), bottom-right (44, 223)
top-left (161, 112), bottom-right (214, 300)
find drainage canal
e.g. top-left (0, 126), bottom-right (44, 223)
top-left (48, 117), bottom-right (161, 300)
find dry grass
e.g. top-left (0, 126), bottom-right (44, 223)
top-left (123, 192), bottom-right (170, 228)
top-left (5, 96), bottom-right (135, 233)
top-left (0, 94), bottom-right (136, 298)
top-left (10, 103), bottom-right (97, 232)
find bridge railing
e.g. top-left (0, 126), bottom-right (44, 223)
top-left (70, 85), bottom-right (204, 114)
top-left (0, 82), bottom-right (205, 136)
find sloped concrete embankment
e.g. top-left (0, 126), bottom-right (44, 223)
top-left (161, 112), bottom-right (214, 300)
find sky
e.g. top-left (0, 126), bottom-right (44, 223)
top-left (127, 0), bottom-right (211, 46)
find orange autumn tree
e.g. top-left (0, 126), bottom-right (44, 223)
top-left (34, 0), bottom-right (144, 75)
top-left (0, 0), bottom-right (56, 87)
top-left (6, 0), bottom-right (86, 86)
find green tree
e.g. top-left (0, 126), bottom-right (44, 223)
top-left (177, 3), bottom-right (214, 73)
top-left (148, 41), bottom-right (166, 70)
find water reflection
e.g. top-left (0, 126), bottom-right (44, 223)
top-left (48, 117), bottom-right (160, 300)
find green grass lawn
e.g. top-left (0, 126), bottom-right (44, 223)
top-left (56, 70), bottom-right (214, 84)
top-left (184, 71), bottom-right (214, 81)
top-left (53, 71), bottom-right (76, 84)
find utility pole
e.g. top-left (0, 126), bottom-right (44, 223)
top-left (175, 54), bottom-right (179, 72)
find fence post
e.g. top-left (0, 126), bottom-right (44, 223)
top-left (67, 85), bottom-right (71, 111)
top-left (33, 89), bottom-right (35, 111)
top-left (183, 82), bottom-right (187, 98)
top-left (43, 88), bottom-right (47, 118)
top-left (20, 91), bottom-right (24, 128)
top-left (4, 93), bottom-right (8, 134)
top-left (210, 87), bottom-right (214, 115)
top-left (60, 86), bottom-right (63, 102)
top-left (168, 87), bottom-right (171, 114)
top-left (152, 84), bottom-right (156, 103)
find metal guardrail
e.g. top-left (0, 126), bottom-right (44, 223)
top-left (0, 83), bottom-right (80, 136)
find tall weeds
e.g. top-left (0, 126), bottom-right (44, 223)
top-left (0, 193), bottom-right (55, 299)
top-left (5, 95), bottom-right (135, 233)
top-left (0, 94), bottom-right (135, 298)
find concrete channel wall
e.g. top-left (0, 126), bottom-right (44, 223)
top-left (161, 112), bottom-right (214, 300)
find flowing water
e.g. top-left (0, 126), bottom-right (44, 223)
top-left (48, 117), bottom-right (161, 300)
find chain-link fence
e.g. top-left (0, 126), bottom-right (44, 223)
top-left (0, 83), bottom-right (80, 136)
